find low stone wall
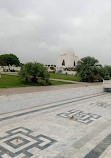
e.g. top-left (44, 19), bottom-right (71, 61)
top-left (62, 71), bottom-right (76, 75)
top-left (0, 86), bottom-right (103, 114)
top-left (0, 66), bottom-right (21, 72)
top-left (1, 72), bottom-right (18, 76)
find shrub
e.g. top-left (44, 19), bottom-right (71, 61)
top-left (19, 62), bottom-right (50, 85)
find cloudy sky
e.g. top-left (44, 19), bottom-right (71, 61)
top-left (0, 0), bottom-right (111, 65)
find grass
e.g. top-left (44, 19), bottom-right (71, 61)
top-left (0, 74), bottom-right (73, 88)
top-left (50, 73), bottom-right (80, 81)
top-left (50, 80), bottom-right (73, 85)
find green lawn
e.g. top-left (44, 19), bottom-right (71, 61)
top-left (0, 74), bottom-right (73, 88)
top-left (50, 80), bottom-right (73, 85)
top-left (50, 73), bottom-right (80, 81)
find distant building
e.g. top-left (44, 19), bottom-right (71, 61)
top-left (0, 66), bottom-right (21, 72)
top-left (45, 65), bottom-right (56, 72)
top-left (56, 49), bottom-right (78, 74)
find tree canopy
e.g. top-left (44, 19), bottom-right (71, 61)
top-left (19, 62), bottom-right (50, 85)
top-left (0, 54), bottom-right (20, 66)
top-left (102, 66), bottom-right (111, 80)
top-left (76, 56), bottom-right (103, 82)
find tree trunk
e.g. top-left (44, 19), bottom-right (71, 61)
top-left (31, 75), bottom-right (37, 83)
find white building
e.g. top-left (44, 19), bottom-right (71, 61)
top-left (56, 49), bottom-right (78, 74)
top-left (0, 66), bottom-right (21, 72)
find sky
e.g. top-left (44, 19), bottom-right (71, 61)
top-left (0, 0), bottom-right (111, 65)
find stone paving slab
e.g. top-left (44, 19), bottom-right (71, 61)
top-left (0, 92), bottom-right (111, 158)
top-left (0, 86), bottom-right (103, 114)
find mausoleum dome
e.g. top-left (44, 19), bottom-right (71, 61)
top-left (62, 49), bottom-right (75, 57)
top-left (56, 49), bottom-right (78, 72)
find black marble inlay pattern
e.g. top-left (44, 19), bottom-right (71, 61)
top-left (5, 136), bottom-right (30, 149)
top-left (90, 101), bottom-right (111, 108)
top-left (83, 133), bottom-right (111, 158)
top-left (57, 109), bottom-right (101, 124)
top-left (0, 127), bottom-right (57, 157)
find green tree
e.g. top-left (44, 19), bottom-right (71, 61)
top-left (102, 66), bottom-right (111, 80)
top-left (19, 62), bottom-right (50, 85)
top-left (0, 54), bottom-right (20, 66)
top-left (93, 65), bottom-right (104, 82)
top-left (76, 56), bottom-right (102, 82)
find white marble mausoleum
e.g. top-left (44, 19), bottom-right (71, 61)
top-left (56, 49), bottom-right (78, 73)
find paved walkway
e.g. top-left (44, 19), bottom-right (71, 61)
top-left (50, 78), bottom-right (79, 83)
top-left (0, 93), bottom-right (111, 158)
top-left (50, 78), bottom-right (103, 85)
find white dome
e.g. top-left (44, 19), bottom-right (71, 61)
top-left (62, 49), bottom-right (75, 57)
top-left (56, 49), bottom-right (78, 72)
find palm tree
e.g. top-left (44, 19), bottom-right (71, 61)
top-left (19, 62), bottom-right (50, 85)
top-left (76, 56), bottom-right (101, 82)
